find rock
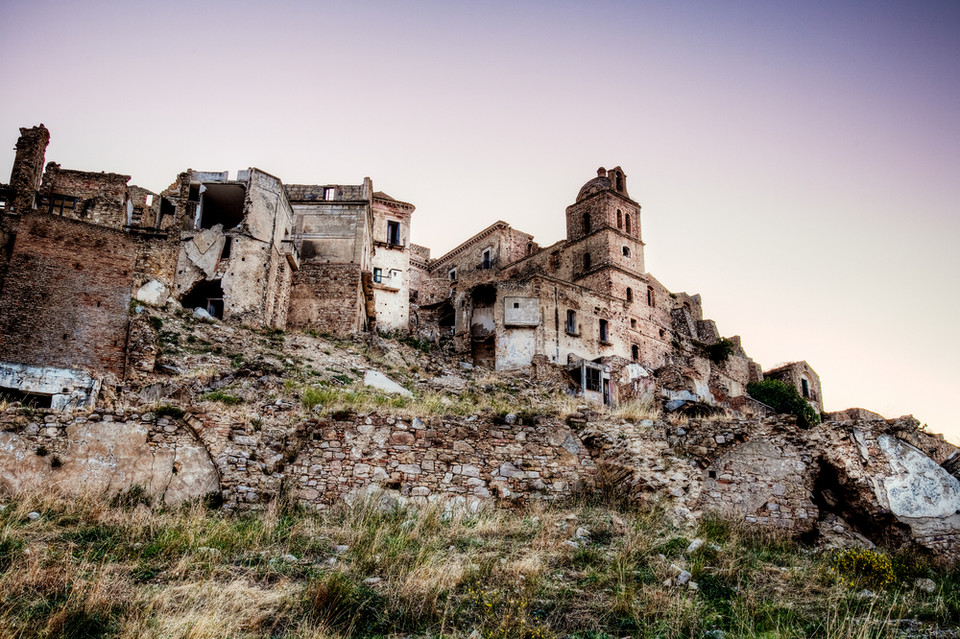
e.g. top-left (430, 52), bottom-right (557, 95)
top-left (334, 545), bottom-right (350, 554)
top-left (282, 554), bottom-right (298, 563)
top-left (504, 413), bottom-right (518, 425)
top-left (575, 527), bottom-right (591, 539)
top-left (688, 581), bottom-right (699, 591)
top-left (363, 577), bottom-right (382, 586)
top-left (27, 511), bottom-right (40, 520)
top-left (676, 570), bottom-right (692, 585)
top-left (135, 279), bottom-right (170, 306)
top-left (686, 539), bottom-right (704, 554)
top-left (193, 307), bottom-right (216, 322)
top-left (915, 578), bottom-right (936, 593)
top-left (363, 370), bottom-right (413, 397)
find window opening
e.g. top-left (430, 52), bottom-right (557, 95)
top-left (585, 367), bottom-right (601, 392)
top-left (481, 249), bottom-right (491, 269)
top-left (198, 183), bottom-right (245, 230)
top-left (582, 212), bottom-right (590, 232)
top-left (583, 252), bottom-right (591, 270)
top-left (615, 171), bottom-right (623, 191)
top-left (373, 267), bottom-right (382, 283)
top-left (324, 187), bottom-right (336, 200)
top-left (48, 194), bottom-right (77, 215)
top-left (0, 387), bottom-right (53, 409)
top-left (647, 286), bottom-right (655, 307)
top-left (801, 378), bottom-right (810, 398)
top-left (448, 268), bottom-right (457, 281)
top-left (625, 213), bottom-right (631, 234)
top-left (626, 287), bottom-right (633, 302)
top-left (221, 236), bottom-right (232, 259)
top-left (632, 345), bottom-right (639, 361)
top-left (617, 210), bottom-right (622, 229)
top-left (181, 279), bottom-right (225, 319)
top-left (566, 310), bottom-right (577, 334)
top-left (599, 319), bottom-right (609, 343)
top-left (630, 318), bottom-right (637, 329)
top-left (622, 246), bottom-right (630, 257)
top-left (387, 220), bottom-right (401, 245)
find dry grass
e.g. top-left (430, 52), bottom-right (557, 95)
top-left (0, 488), bottom-right (956, 639)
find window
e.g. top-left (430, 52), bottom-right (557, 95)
top-left (617, 210), bottom-right (622, 229)
top-left (626, 287), bottom-right (633, 303)
top-left (449, 268), bottom-right (457, 281)
top-left (632, 345), bottom-right (639, 361)
top-left (221, 236), bottom-right (232, 259)
top-left (324, 187), bottom-right (335, 201)
top-left (647, 286), bottom-right (655, 307)
top-left (387, 220), bottom-right (401, 245)
top-left (625, 213), bottom-right (631, 234)
top-left (585, 367), bottom-right (601, 392)
top-left (550, 253), bottom-right (560, 270)
top-left (583, 252), bottom-right (591, 270)
top-left (144, 194), bottom-right (154, 206)
top-left (582, 212), bottom-right (590, 232)
top-left (566, 310), bottom-right (577, 334)
top-left (801, 378), bottom-right (810, 398)
top-left (373, 267), bottom-right (382, 283)
top-left (481, 249), bottom-right (491, 269)
top-left (622, 246), bottom-right (630, 258)
top-left (48, 193), bottom-right (77, 215)
top-left (615, 171), bottom-right (623, 191)
top-left (630, 318), bottom-right (637, 329)
top-left (599, 319), bottom-right (609, 343)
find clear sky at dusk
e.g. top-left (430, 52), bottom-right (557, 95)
top-left (2, 1), bottom-right (958, 441)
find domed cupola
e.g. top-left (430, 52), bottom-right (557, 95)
top-left (576, 166), bottom-right (629, 202)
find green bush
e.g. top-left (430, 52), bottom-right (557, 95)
top-left (155, 404), bottom-right (185, 419)
top-left (746, 379), bottom-right (820, 427)
top-left (831, 547), bottom-right (896, 591)
top-left (706, 338), bottom-right (735, 364)
top-left (200, 391), bottom-right (243, 405)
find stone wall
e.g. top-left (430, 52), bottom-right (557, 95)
top-left (0, 213), bottom-right (137, 377)
top-left (288, 262), bottom-right (365, 334)
top-left (38, 163), bottom-right (131, 229)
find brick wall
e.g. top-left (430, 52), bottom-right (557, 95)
top-left (287, 262), bottom-right (364, 334)
top-left (0, 214), bottom-right (136, 377)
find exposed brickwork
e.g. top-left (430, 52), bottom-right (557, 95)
top-left (0, 213), bottom-right (136, 376)
top-left (288, 262), bottom-right (365, 333)
top-left (38, 163), bottom-right (131, 229)
top-left (7, 125), bottom-right (49, 215)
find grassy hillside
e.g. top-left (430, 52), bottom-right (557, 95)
top-left (0, 489), bottom-right (957, 639)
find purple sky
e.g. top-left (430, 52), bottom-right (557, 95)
top-left (2, 1), bottom-right (958, 441)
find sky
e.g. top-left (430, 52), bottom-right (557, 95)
top-left (1, 0), bottom-right (958, 441)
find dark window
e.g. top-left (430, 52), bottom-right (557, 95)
top-left (626, 287), bottom-right (633, 302)
top-left (387, 221), bottom-right (401, 245)
top-left (632, 345), bottom-right (639, 361)
top-left (615, 171), bottom-right (623, 191)
top-left (647, 286), bottom-right (655, 307)
top-left (221, 236), bottom-right (232, 259)
top-left (449, 268), bottom-right (457, 281)
top-left (599, 319), bottom-right (609, 343)
top-left (566, 310), bottom-right (577, 334)
top-left (625, 213), bottom-right (631, 234)
top-left (198, 183), bottom-right (245, 230)
top-left (373, 267), bottom-right (382, 283)
top-left (801, 378), bottom-right (810, 398)
top-left (582, 212), bottom-right (590, 232)
top-left (617, 210), bottom-right (622, 229)
top-left (585, 367), bottom-right (601, 392)
top-left (583, 252), bottom-right (591, 270)
top-left (324, 187), bottom-right (336, 200)
top-left (482, 249), bottom-right (491, 269)
top-left (48, 193), bottom-right (77, 215)
top-left (630, 318), bottom-right (637, 329)
top-left (622, 246), bottom-right (630, 257)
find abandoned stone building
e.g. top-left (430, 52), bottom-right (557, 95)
top-left (0, 125), bottom-right (820, 413)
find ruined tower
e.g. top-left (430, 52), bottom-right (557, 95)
top-left (7, 125), bottom-right (50, 215)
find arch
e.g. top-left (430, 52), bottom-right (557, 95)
top-left (625, 213), bottom-right (631, 234)
top-left (622, 246), bottom-right (630, 258)
top-left (617, 209), bottom-right (622, 229)
top-left (647, 285), bottom-right (655, 307)
top-left (626, 287), bottom-right (633, 302)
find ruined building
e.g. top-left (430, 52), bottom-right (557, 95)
top-left (0, 126), bottom-right (817, 413)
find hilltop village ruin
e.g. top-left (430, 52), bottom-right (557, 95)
top-left (0, 124), bottom-right (820, 413)
top-left (1, 125), bottom-right (959, 564)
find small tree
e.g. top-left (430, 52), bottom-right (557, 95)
top-left (746, 379), bottom-right (821, 427)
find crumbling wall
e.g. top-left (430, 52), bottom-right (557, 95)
top-left (0, 407), bottom-right (218, 504)
top-left (6, 125), bottom-right (49, 215)
top-left (38, 163), bottom-right (131, 229)
top-left (0, 214), bottom-right (136, 378)
top-left (288, 263), bottom-right (365, 334)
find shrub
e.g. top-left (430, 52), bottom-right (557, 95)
top-left (147, 316), bottom-right (163, 331)
top-left (747, 379), bottom-right (820, 427)
top-left (831, 547), bottom-right (896, 591)
top-left (304, 571), bottom-right (386, 634)
top-left (200, 390), bottom-right (243, 405)
top-left (706, 338), bottom-right (735, 364)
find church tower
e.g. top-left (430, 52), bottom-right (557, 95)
top-left (564, 166), bottom-right (645, 297)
